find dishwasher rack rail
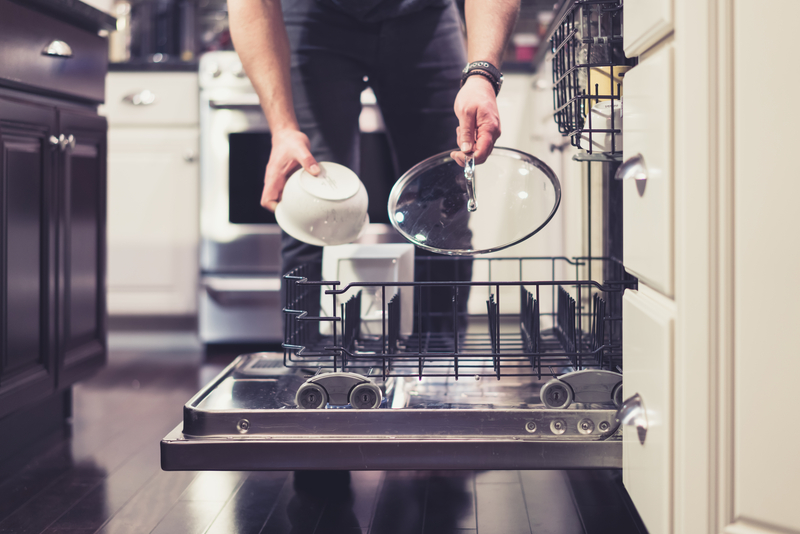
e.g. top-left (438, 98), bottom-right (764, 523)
top-left (282, 256), bottom-right (636, 382)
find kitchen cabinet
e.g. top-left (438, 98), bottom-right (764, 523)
top-left (0, 93), bottom-right (107, 418)
top-left (105, 72), bottom-right (200, 316)
top-left (0, 0), bottom-right (111, 469)
top-left (620, 0), bottom-right (800, 533)
top-left (621, 44), bottom-right (674, 296)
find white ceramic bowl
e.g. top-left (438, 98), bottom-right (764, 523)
top-left (275, 162), bottom-right (369, 247)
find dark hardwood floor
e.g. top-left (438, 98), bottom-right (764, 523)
top-left (0, 331), bottom-right (646, 534)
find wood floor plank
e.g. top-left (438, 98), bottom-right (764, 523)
top-left (475, 480), bottom-right (531, 534)
top-left (43, 443), bottom-right (163, 532)
top-left (150, 500), bottom-right (227, 534)
top-left (205, 472), bottom-right (289, 534)
top-left (423, 471), bottom-right (476, 533)
top-left (564, 470), bottom-right (644, 534)
top-left (0, 469), bottom-right (103, 534)
top-left (519, 471), bottom-right (584, 534)
top-left (370, 471), bottom-right (428, 534)
top-left (178, 471), bottom-right (246, 502)
top-left (0, 443), bottom-right (75, 524)
top-left (94, 470), bottom-right (198, 534)
top-left (315, 471), bottom-right (384, 532)
top-left (258, 474), bottom-right (326, 534)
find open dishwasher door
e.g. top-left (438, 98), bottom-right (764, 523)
top-left (161, 352), bottom-right (623, 471)
top-left (162, 256), bottom-right (636, 471)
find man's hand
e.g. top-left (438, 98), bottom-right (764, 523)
top-left (261, 129), bottom-right (320, 212)
top-left (450, 75), bottom-right (502, 167)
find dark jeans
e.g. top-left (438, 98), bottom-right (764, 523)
top-left (280, 0), bottom-right (470, 329)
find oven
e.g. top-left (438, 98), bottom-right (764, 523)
top-left (197, 51), bottom-right (400, 345)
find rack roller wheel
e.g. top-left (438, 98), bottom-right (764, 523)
top-left (296, 382), bottom-right (328, 409)
top-left (540, 379), bottom-right (574, 409)
top-left (349, 382), bottom-right (382, 409)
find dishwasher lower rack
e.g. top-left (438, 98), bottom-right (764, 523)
top-left (283, 256), bottom-right (634, 383)
top-left (161, 257), bottom-right (636, 471)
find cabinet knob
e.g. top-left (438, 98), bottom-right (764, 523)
top-left (58, 134), bottom-right (76, 152)
top-left (49, 135), bottom-right (60, 147)
top-left (122, 90), bottom-right (156, 106)
top-left (183, 150), bottom-right (198, 163)
top-left (42, 40), bottom-right (73, 58)
top-left (615, 393), bottom-right (648, 445)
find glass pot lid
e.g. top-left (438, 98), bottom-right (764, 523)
top-left (387, 147), bottom-right (562, 255)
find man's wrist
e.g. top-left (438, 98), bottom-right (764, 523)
top-left (461, 72), bottom-right (496, 92)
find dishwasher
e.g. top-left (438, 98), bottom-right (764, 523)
top-left (161, 0), bottom-right (637, 472)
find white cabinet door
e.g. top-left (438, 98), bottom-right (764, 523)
top-left (730, 0), bottom-right (800, 531)
top-left (622, 44), bottom-right (674, 296)
top-left (623, 0), bottom-right (673, 58)
top-left (622, 286), bottom-right (674, 534)
top-left (107, 127), bottom-right (199, 315)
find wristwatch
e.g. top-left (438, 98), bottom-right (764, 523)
top-left (461, 61), bottom-right (503, 95)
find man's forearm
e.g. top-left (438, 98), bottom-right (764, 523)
top-left (228, 0), bottom-right (297, 133)
top-left (463, 0), bottom-right (520, 66)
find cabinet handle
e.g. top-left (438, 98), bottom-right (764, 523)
top-left (183, 149), bottom-right (197, 163)
top-left (49, 135), bottom-right (60, 148)
top-left (615, 393), bottom-right (648, 445)
top-left (59, 134), bottom-right (76, 152)
top-left (614, 153), bottom-right (648, 181)
top-left (122, 90), bottom-right (156, 106)
top-left (42, 40), bottom-right (73, 58)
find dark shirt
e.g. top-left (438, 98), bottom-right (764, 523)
top-left (317, 0), bottom-right (451, 22)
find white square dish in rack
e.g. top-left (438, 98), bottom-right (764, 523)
top-left (320, 244), bottom-right (415, 338)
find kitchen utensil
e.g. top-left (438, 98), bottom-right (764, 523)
top-left (387, 147), bottom-right (561, 255)
top-left (275, 162), bottom-right (369, 247)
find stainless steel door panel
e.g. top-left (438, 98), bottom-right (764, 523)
top-left (198, 277), bottom-right (283, 343)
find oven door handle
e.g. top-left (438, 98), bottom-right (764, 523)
top-left (203, 277), bottom-right (281, 293)
top-left (208, 96), bottom-right (262, 109)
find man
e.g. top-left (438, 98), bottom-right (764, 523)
top-left (228, 0), bottom-right (520, 322)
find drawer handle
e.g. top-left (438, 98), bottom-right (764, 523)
top-left (615, 153), bottom-right (648, 196)
top-left (42, 40), bottom-right (73, 58)
top-left (122, 90), bottom-right (156, 106)
top-left (615, 393), bottom-right (648, 445)
top-left (614, 153), bottom-right (648, 181)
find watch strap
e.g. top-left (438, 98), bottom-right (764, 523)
top-left (461, 61), bottom-right (503, 95)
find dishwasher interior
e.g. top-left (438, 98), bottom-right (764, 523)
top-left (161, 0), bottom-right (636, 472)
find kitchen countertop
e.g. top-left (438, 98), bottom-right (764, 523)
top-left (109, 60), bottom-right (200, 73)
top-left (9, 0), bottom-right (115, 33)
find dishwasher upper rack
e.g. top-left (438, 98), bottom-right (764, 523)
top-left (282, 256), bottom-right (636, 382)
top-left (550, 0), bottom-right (632, 161)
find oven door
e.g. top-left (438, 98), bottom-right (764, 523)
top-left (200, 90), bottom-right (282, 274)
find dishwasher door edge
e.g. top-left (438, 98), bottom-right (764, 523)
top-left (161, 424), bottom-right (622, 471)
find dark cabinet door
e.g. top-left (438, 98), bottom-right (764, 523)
top-left (0, 92), bottom-right (58, 418)
top-left (57, 108), bottom-right (107, 387)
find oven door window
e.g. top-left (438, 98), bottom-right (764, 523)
top-left (228, 131), bottom-right (394, 225)
top-left (229, 132), bottom-right (276, 224)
